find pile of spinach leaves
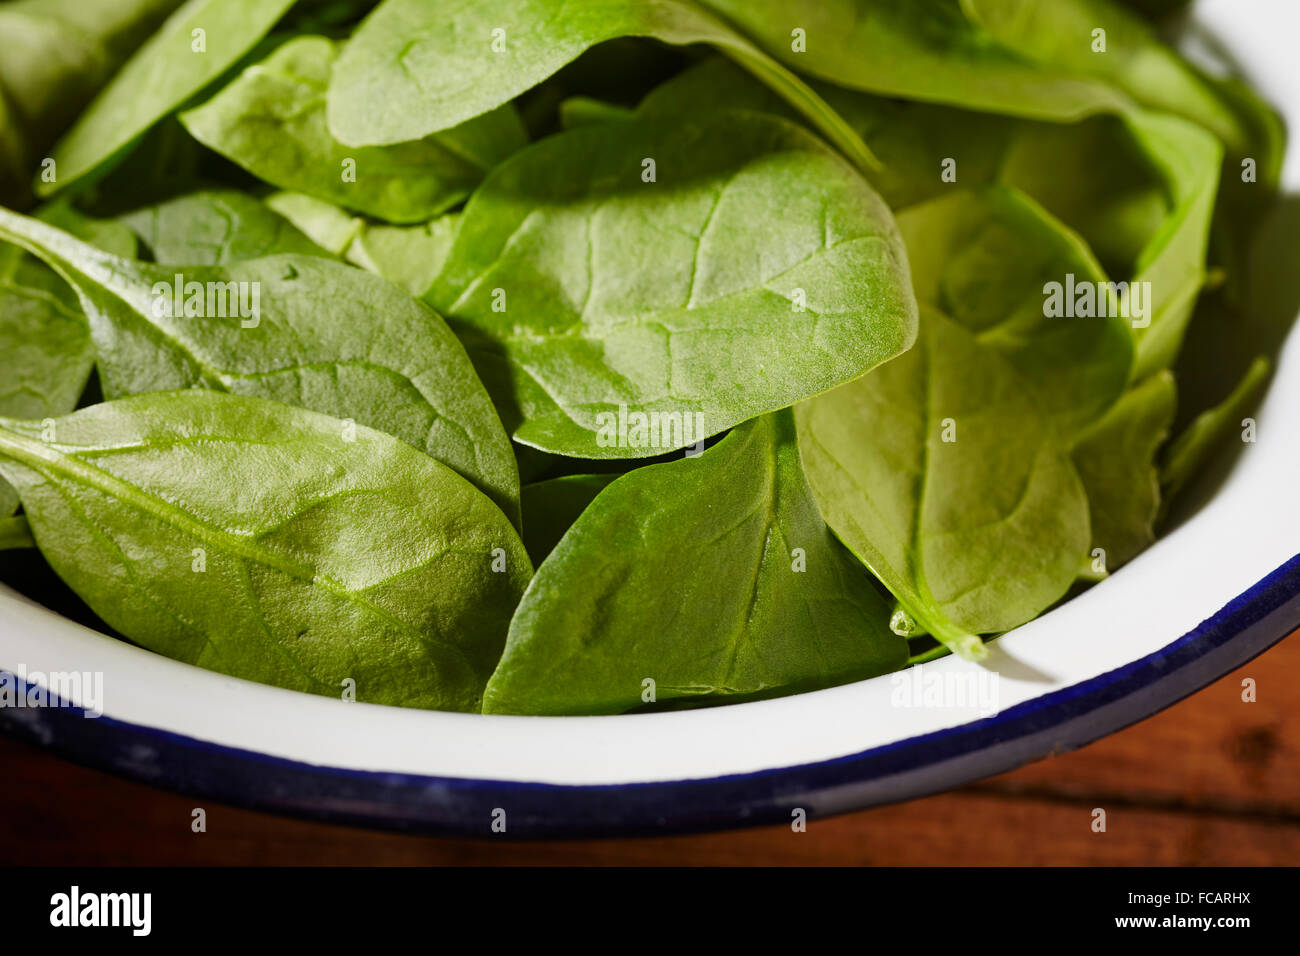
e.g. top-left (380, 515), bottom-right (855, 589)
top-left (0, 0), bottom-right (1287, 715)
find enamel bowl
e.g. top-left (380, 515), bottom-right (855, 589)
top-left (1, 0), bottom-right (1297, 837)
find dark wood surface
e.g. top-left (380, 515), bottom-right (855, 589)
top-left (2, 630), bottom-right (1296, 866)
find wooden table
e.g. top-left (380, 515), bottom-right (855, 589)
top-left (1, 631), bottom-right (1296, 865)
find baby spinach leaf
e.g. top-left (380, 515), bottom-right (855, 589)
top-left (0, 514), bottom-right (34, 551)
top-left (266, 191), bottom-right (459, 297)
top-left (1070, 369), bottom-right (1175, 572)
top-left (263, 191), bottom-right (362, 255)
top-left (327, 0), bottom-right (880, 173)
top-left (637, 57), bottom-right (1170, 279)
top-left (181, 36), bottom-right (528, 224)
top-left (797, 306), bottom-right (1089, 658)
top-left (0, 0), bottom-right (183, 204)
top-left (348, 215), bottom-right (459, 298)
top-left (558, 97), bottom-right (637, 130)
top-left (426, 110), bottom-right (917, 458)
top-left (484, 411), bottom-right (907, 715)
top-left (122, 190), bottom-right (332, 264)
top-left (696, 0), bottom-right (1132, 121)
top-left (896, 187), bottom-right (1131, 437)
top-left (0, 201), bottom-right (138, 514)
top-left (1160, 355), bottom-right (1270, 511)
top-left (519, 473), bottom-right (618, 565)
top-left (0, 391), bottom-right (531, 711)
top-left (0, 207), bottom-right (521, 526)
top-left (0, 254), bottom-right (91, 517)
top-left (34, 199), bottom-right (140, 260)
top-left (994, 115), bottom-right (1169, 280)
top-left (0, 257), bottom-right (93, 426)
top-left (40, 0), bottom-right (297, 197)
top-left (961, 0), bottom-right (1257, 159)
top-left (1123, 111), bottom-right (1222, 379)
top-left (796, 187), bottom-right (1131, 656)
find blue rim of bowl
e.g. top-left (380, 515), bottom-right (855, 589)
top-left (2, 550), bottom-right (1299, 839)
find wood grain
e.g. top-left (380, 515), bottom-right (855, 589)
top-left (1, 631), bottom-right (1296, 865)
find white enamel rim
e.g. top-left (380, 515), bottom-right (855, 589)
top-left (0, 0), bottom-right (1295, 791)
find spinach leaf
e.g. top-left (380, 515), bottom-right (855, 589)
top-left (0, 255), bottom-right (90, 518)
top-left (265, 191), bottom-right (459, 296)
top-left (797, 305), bottom-right (1087, 658)
top-left (896, 187), bottom-right (1131, 436)
top-left (796, 187), bottom-right (1132, 656)
top-left (519, 473), bottom-right (618, 565)
top-left (1123, 111), bottom-right (1222, 379)
top-left (181, 36), bottom-right (528, 224)
top-left (484, 411), bottom-right (907, 715)
top-left (0, 207), bottom-right (521, 526)
top-left (0, 201), bottom-right (138, 514)
top-left (0, 391), bottom-right (531, 710)
top-left (1160, 355), bottom-right (1270, 511)
top-left (558, 97), bottom-right (637, 130)
top-left (40, 0), bottom-right (297, 197)
top-left (326, 0), bottom-right (880, 173)
top-left (1070, 369), bottom-right (1175, 572)
top-left (0, 514), bottom-right (34, 551)
top-left (0, 255), bottom-right (93, 426)
top-left (263, 191), bottom-right (363, 255)
top-left (636, 57), bottom-right (1171, 279)
top-left (962, 0), bottom-right (1260, 159)
top-left (695, 0), bottom-right (1132, 121)
top-left (425, 110), bottom-right (917, 458)
top-left (0, 0), bottom-right (183, 205)
top-left (35, 199), bottom-right (140, 260)
top-left (121, 190), bottom-right (332, 264)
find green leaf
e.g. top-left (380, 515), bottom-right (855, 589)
top-left (40, 0), bottom-right (297, 197)
top-left (0, 207), bottom-right (521, 527)
top-left (1070, 369), bottom-right (1176, 572)
top-left (0, 0), bottom-right (183, 204)
top-left (36, 200), bottom-right (140, 260)
top-left (0, 514), bottom-right (34, 551)
top-left (519, 473), bottom-right (617, 565)
top-left (266, 191), bottom-right (459, 297)
top-left (327, 0), bottom-right (880, 173)
top-left (264, 191), bottom-right (363, 255)
top-left (0, 257), bottom-right (92, 424)
top-left (0, 237), bottom-right (93, 513)
top-left (426, 110), bottom-right (917, 458)
top-left (797, 306), bottom-right (1088, 658)
top-left (896, 187), bottom-right (1132, 436)
top-left (0, 391), bottom-right (531, 710)
top-left (484, 411), bottom-right (907, 715)
top-left (961, 0), bottom-right (1259, 158)
top-left (696, 0), bottom-right (1132, 121)
top-left (0, 200), bottom-right (138, 514)
top-left (121, 190), bottom-right (333, 264)
top-left (1123, 111), bottom-right (1222, 378)
top-left (636, 57), bottom-right (1170, 278)
top-left (181, 36), bottom-right (528, 224)
top-left (1160, 355), bottom-right (1270, 510)
top-left (558, 96), bottom-right (637, 130)
top-left (796, 187), bottom-right (1132, 656)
